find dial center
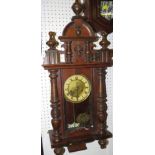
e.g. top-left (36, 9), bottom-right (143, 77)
top-left (68, 80), bottom-right (85, 98)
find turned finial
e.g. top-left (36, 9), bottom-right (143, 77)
top-left (99, 31), bottom-right (110, 49)
top-left (72, 0), bottom-right (84, 16)
top-left (46, 32), bottom-right (59, 49)
top-left (99, 31), bottom-right (113, 63)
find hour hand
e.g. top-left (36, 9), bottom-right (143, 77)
top-left (69, 90), bottom-right (74, 96)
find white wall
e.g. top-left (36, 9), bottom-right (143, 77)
top-left (41, 0), bottom-right (113, 155)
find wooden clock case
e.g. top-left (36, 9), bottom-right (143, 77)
top-left (43, 0), bottom-right (113, 154)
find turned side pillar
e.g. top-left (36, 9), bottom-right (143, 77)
top-left (97, 68), bottom-right (109, 149)
top-left (49, 69), bottom-right (61, 143)
top-left (85, 41), bottom-right (91, 62)
top-left (66, 41), bottom-right (72, 63)
top-left (49, 69), bottom-right (65, 155)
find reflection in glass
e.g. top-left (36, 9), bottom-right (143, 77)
top-left (64, 97), bottom-right (93, 130)
top-left (100, 1), bottom-right (113, 20)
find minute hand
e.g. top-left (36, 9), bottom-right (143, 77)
top-left (76, 86), bottom-right (79, 100)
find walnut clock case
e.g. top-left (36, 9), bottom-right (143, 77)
top-left (42, 0), bottom-right (113, 154)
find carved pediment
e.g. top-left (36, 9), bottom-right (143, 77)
top-left (62, 18), bottom-right (96, 37)
top-left (59, 18), bottom-right (98, 64)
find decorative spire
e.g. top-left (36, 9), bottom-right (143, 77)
top-left (72, 0), bottom-right (84, 16)
top-left (46, 32), bottom-right (59, 49)
top-left (99, 31), bottom-right (113, 64)
top-left (99, 31), bottom-right (110, 50)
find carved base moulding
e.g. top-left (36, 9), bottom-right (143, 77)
top-left (48, 130), bottom-right (112, 152)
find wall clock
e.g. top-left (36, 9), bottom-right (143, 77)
top-left (43, 0), bottom-right (113, 154)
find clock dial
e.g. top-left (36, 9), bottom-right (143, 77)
top-left (64, 75), bottom-right (91, 104)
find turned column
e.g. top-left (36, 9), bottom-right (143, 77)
top-left (49, 69), bottom-right (61, 142)
top-left (49, 69), bottom-right (65, 155)
top-left (85, 41), bottom-right (91, 62)
top-left (97, 68), bottom-right (109, 149)
top-left (66, 41), bottom-right (72, 63)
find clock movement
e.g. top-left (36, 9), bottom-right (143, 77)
top-left (43, 0), bottom-right (113, 154)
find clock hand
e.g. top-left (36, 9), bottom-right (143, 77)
top-left (76, 84), bottom-right (79, 100)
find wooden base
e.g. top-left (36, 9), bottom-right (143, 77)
top-left (49, 129), bottom-right (112, 154)
top-left (68, 143), bottom-right (87, 152)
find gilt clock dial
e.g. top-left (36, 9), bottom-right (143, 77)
top-left (64, 75), bottom-right (91, 104)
